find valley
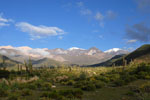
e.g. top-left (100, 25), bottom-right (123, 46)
top-left (0, 44), bottom-right (150, 100)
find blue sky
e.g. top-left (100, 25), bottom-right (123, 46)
top-left (0, 0), bottom-right (150, 51)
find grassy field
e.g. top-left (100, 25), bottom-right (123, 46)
top-left (0, 62), bottom-right (150, 100)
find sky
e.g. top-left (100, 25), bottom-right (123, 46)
top-left (0, 0), bottom-right (150, 51)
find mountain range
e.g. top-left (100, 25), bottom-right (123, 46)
top-left (0, 46), bottom-right (129, 66)
top-left (90, 44), bottom-right (150, 67)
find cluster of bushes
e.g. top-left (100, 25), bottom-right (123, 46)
top-left (40, 89), bottom-right (83, 100)
top-left (95, 63), bottom-right (150, 87)
top-left (125, 82), bottom-right (150, 99)
top-left (73, 80), bottom-right (105, 91)
top-left (0, 70), bottom-right (10, 78)
top-left (0, 81), bottom-right (9, 97)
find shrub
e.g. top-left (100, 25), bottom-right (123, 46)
top-left (129, 85), bottom-right (141, 93)
top-left (49, 91), bottom-right (64, 100)
top-left (0, 88), bottom-right (8, 97)
top-left (40, 91), bottom-right (50, 98)
top-left (66, 80), bottom-right (75, 86)
top-left (7, 94), bottom-right (19, 100)
top-left (125, 91), bottom-right (135, 96)
top-left (34, 80), bottom-right (43, 88)
top-left (0, 81), bottom-right (9, 90)
top-left (79, 72), bottom-right (87, 80)
top-left (114, 79), bottom-right (126, 86)
top-left (0, 70), bottom-right (10, 78)
top-left (59, 89), bottom-right (73, 98)
top-left (26, 83), bottom-right (37, 90)
top-left (11, 83), bottom-right (29, 91)
top-left (138, 71), bottom-right (148, 79)
top-left (95, 81), bottom-right (105, 89)
top-left (21, 89), bottom-right (32, 96)
top-left (72, 89), bottom-right (83, 99)
top-left (59, 89), bottom-right (83, 99)
top-left (140, 82), bottom-right (150, 93)
top-left (81, 84), bottom-right (96, 91)
top-left (0, 81), bottom-right (9, 97)
top-left (73, 80), bottom-right (87, 88)
top-left (41, 82), bottom-right (52, 91)
top-left (95, 76), bottom-right (110, 83)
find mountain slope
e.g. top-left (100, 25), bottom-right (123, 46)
top-left (0, 46), bottom-right (129, 65)
top-left (32, 58), bottom-right (64, 67)
top-left (113, 44), bottom-right (150, 66)
top-left (90, 44), bottom-right (150, 67)
top-left (89, 54), bottom-right (125, 67)
top-left (0, 54), bottom-right (19, 67)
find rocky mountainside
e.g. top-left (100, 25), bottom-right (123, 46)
top-left (0, 46), bottom-right (129, 65)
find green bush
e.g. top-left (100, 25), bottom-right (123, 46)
top-left (140, 82), bottom-right (150, 93)
top-left (49, 91), bottom-right (64, 100)
top-left (72, 89), bottom-right (83, 99)
top-left (59, 89), bottom-right (83, 99)
top-left (95, 76), bottom-right (110, 83)
top-left (26, 83), bottom-right (37, 90)
top-left (0, 70), bottom-right (10, 78)
top-left (11, 83), bottom-right (30, 91)
top-left (34, 80), bottom-right (43, 88)
top-left (79, 72), bottom-right (87, 80)
top-left (129, 85), bottom-right (141, 93)
top-left (73, 80), bottom-right (87, 88)
top-left (125, 91), bottom-right (135, 96)
top-left (114, 79), bottom-right (126, 86)
top-left (40, 91), bottom-right (51, 98)
top-left (0, 81), bottom-right (9, 97)
top-left (81, 84), bottom-right (96, 91)
top-left (95, 81), bottom-right (105, 89)
top-left (66, 80), bottom-right (75, 86)
top-left (41, 82), bottom-right (52, 91)
top-left (21, 89), bottom-right (32, 96)
top-left (7, 94), bottom-right (19, 100)
top-left (0, 88), bottom-right (8, 97)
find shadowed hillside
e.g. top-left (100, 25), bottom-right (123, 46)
top-left (0, 54), bottom-right (19, 67)
top-left (32, 58), bottom-right (64, 67)
top-left (90, 44), bottom-right (150, 67)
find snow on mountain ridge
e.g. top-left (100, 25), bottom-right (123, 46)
top-left (104, 48), bottom-right (122, 53)
top-left (68, 47), bottom-right (85, 51)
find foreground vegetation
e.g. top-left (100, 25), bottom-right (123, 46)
top-left (0, 62), bottom-right (150, 100)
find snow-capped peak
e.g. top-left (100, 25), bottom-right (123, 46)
top-left (68, 47), bottom-right (85, 51)
top-left (104, 48), bottom-right (122, 53)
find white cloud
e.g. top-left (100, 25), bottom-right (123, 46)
top-left (95, 12), bottom-right (104, 27)
top-left (0, 23), bottom-right (9, 27)
top-left (0, 17), bottom-right (9, 22)
top-left (126, 39), bottom-right (137, 44)
top-left (77, 2), bottom-right (92, 16)
top-left (95, 12), bottom-right (104, 21)
top-left (0, 13), bottom-right (13, 27)
top-left (16, 22), bottom-right (65, 40)
top-left (58, 36), bottom-right (63, 40)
